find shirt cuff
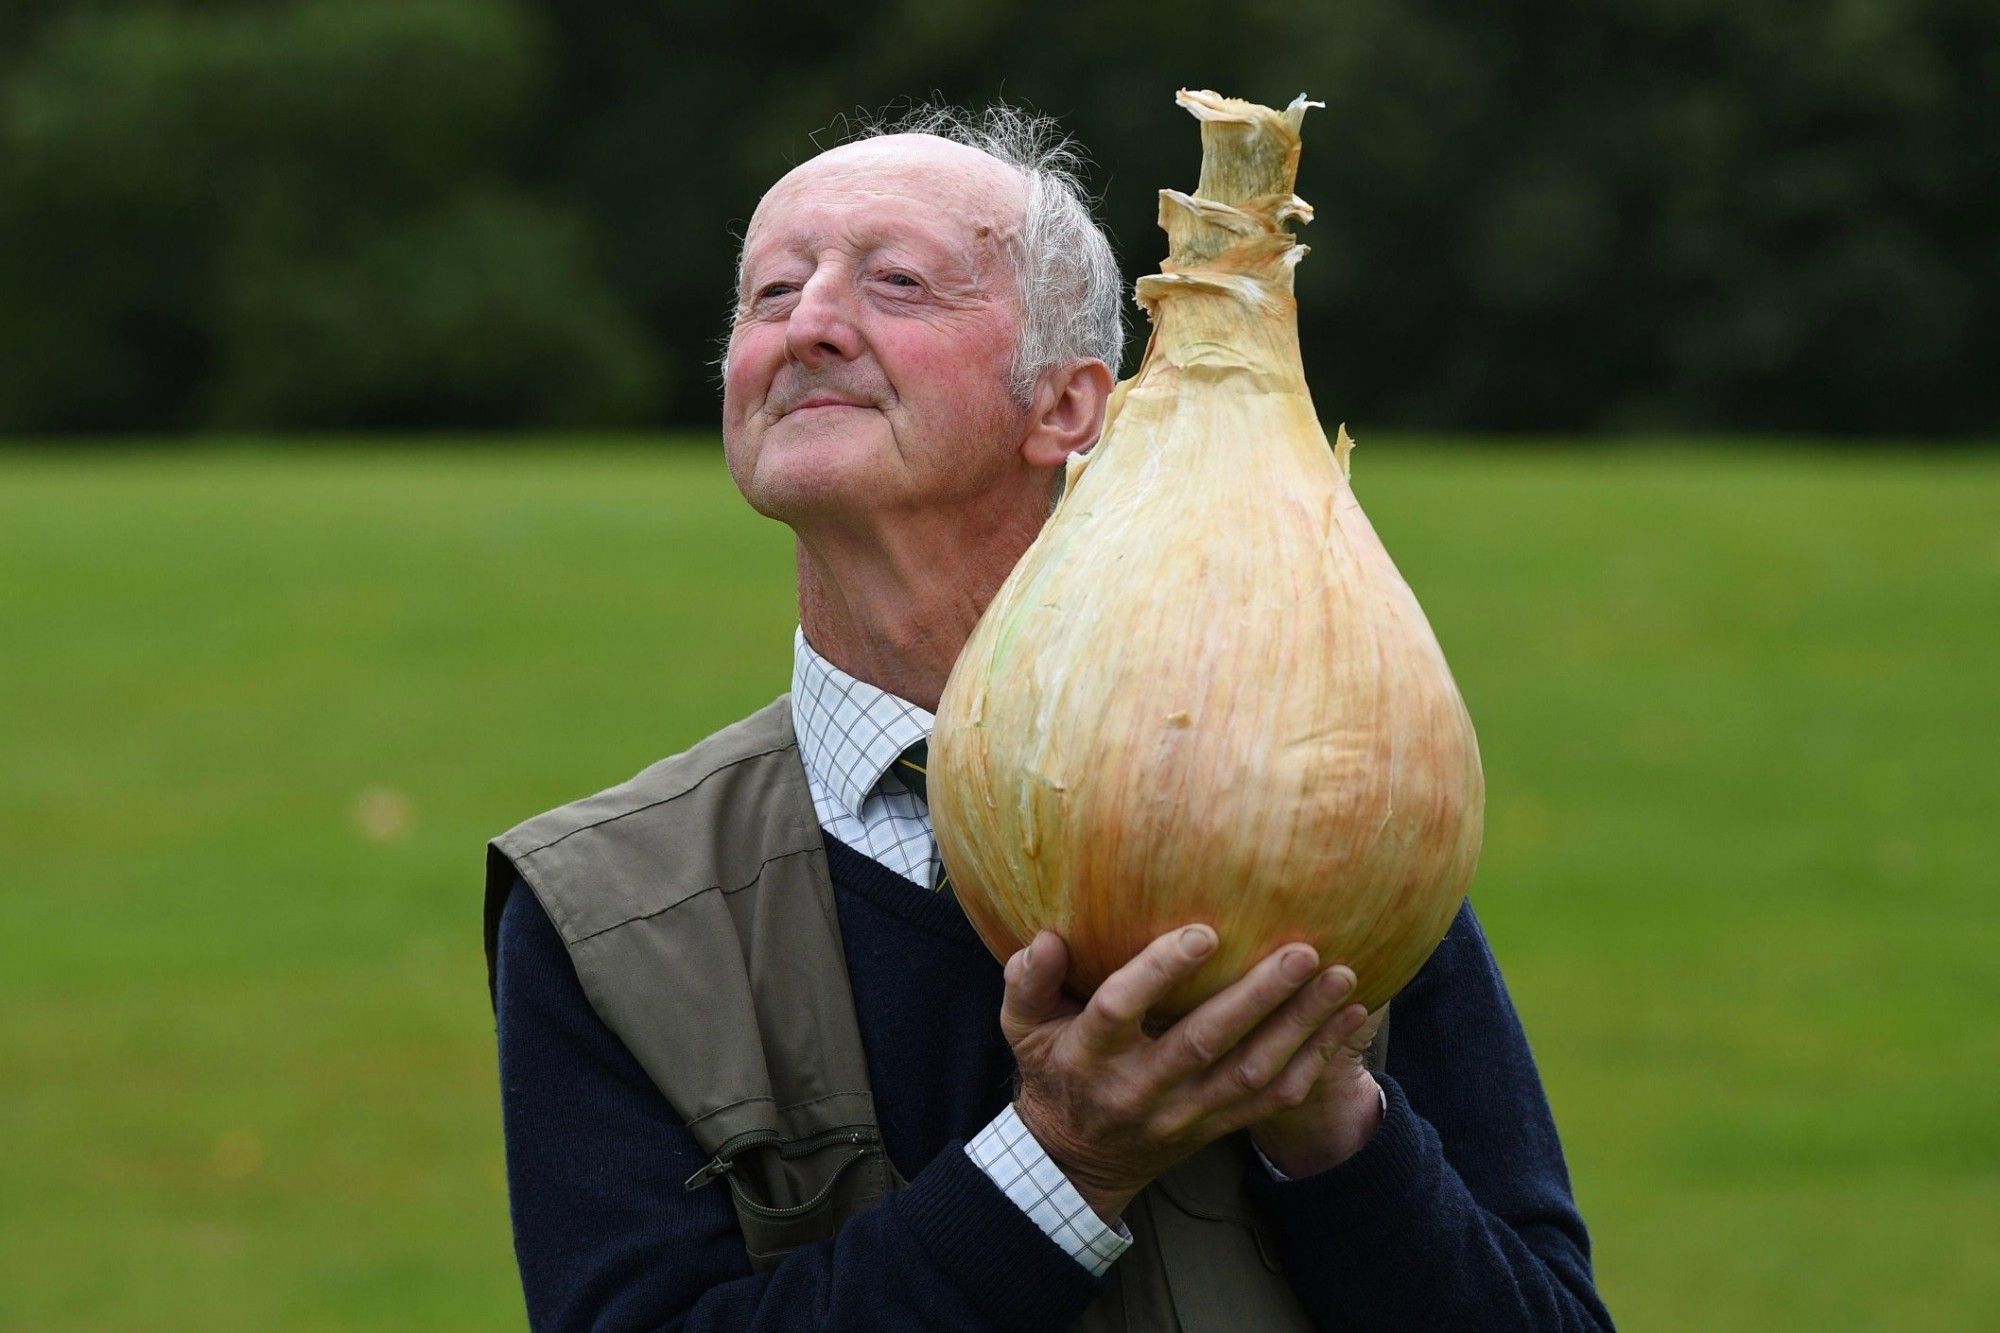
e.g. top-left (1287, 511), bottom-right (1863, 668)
top-left (1253, 1078), bottom-right (1390, 1181)
top-left (965, 1104), bottom-right (1133, 1277)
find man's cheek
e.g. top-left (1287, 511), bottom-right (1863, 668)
top-left (892, 330), bottom-right (1009, 406)
top-left (724, 330), bottom-right (778, 396)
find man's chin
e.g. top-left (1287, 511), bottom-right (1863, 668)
top-left (736, 445), bottom-right (899, 525)
top-left (746, 482), bottom-right (890, 527)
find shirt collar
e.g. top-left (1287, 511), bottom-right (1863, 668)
top-left (790, 626), bottom-right (935, 819)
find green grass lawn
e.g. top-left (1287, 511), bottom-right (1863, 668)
top-left (2, 439), bottom-right (1996, 1330)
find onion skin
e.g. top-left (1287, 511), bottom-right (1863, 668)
top-left (930, 91), bottom-right (1484, 1017)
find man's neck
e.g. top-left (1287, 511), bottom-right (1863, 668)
top-left (793, 494), bottom-right (1045, 713)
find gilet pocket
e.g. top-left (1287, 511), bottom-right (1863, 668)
top-left (711, 1128), bottom-right (892, 1272)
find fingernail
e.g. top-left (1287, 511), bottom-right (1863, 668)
top-left (1179, 925), bottom-right (1216, 959)
top-left (1280, 949), bottom-right (1317, 983)
top-left (1022, 940), bottom-right (1036, 970)
top-left (1322, 967), bottom-right (1356, 1000)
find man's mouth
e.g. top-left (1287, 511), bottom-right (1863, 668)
top-left (789, 397), bottom-right (869, 414)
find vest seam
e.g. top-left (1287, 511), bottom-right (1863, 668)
top-left (557, 844), bottom-right (824, 947)
top-left (683, 1096), bottom-right (773, 1130)
top-left (511, 737), bottom-right (803, 861)
top-left (683, 1089), bottom-right (878, 1131)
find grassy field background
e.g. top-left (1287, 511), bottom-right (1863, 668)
top-left (2, 440), bottom-right (1995, 1330)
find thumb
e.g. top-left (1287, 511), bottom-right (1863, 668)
top-left (999, 930), bottom-right (1073, 1045)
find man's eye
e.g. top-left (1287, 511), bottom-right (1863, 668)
top-left (757, 283), bottom-right (797, 300)
top-left (881, 272), bottom-right (921, 288)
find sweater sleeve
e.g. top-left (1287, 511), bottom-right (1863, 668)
top-left (494, 879), bottom-right (1102, 1333)
top-left (1244, 902), bottom-right (1616, 1331)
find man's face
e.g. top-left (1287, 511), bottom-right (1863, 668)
top-left (722, 136), bottom-right (1034, 526)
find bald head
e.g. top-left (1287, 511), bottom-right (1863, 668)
top-left (730, 106), bottom-right (1124, 404)
top-left (752, 133), bottom-right (1031, 246)
top-left (740, 135), bottom-right (1031, 338)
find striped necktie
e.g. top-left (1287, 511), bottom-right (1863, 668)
top-left (891, 740), bottom-right (954, 896)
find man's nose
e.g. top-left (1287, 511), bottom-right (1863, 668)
top-left (784, 270), bottom-right (861, 368)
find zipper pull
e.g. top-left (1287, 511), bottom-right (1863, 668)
top-left (682, 1151), bottom-right (735, 1192)
top-left (777, 1126), bottom-right (880, 1159)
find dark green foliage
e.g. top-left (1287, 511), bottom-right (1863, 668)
top-left (0, 0), bottom-right (1993, 434)
top-left (0, 1), bottom-right (661, 432)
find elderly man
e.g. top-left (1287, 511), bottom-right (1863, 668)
top-left (487, 105), bottom-right (1612, 1331)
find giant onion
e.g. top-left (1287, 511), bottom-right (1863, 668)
top-left (929, 90), bottom-right (1485, 1016)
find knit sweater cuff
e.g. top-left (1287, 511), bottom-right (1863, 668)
top-left (894, 1141), bottom-right (1103, 1331)
top-left (1244, 1074), bottom-right (1438, 1233)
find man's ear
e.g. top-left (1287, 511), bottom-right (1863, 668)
top-left (1020, 360), bottom-right (1116, 470)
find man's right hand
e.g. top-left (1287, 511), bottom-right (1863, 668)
top-left (1000, 923), bottom-right (1371, 1224)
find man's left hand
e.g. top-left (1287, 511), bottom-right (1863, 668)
top-left (1247, 980), bottom-right (1387, 1179)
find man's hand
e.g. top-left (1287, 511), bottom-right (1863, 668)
top-left (1247, 1003), bottom-right (1386, 1179)
top-left (1000, 924), bottom-right (1363, 1224)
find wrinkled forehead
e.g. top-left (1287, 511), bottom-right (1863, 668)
top-left (742, 135), bottom-right (1029, 276)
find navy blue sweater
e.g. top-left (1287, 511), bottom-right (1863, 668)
top-left (494, 834), bottom-right (1612, 1331)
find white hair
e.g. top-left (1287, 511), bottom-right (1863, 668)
top-left (850, 102), bottom-right (1125, 400)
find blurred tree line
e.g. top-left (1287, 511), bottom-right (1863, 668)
top-left (1, 0), bottom-right (1993, 436)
